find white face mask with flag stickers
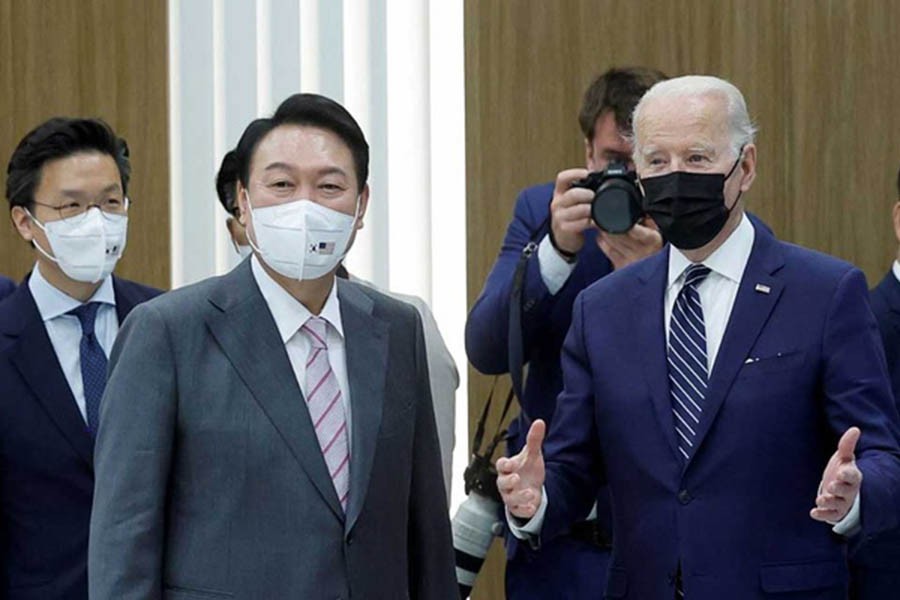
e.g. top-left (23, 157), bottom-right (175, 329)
top-left (245, 193), bottom-right (359, 281)
top-left (27, 206), bottom-right (128, 283)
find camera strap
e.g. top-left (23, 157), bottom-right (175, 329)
top-left (507, 209), bottom-right (551, 417)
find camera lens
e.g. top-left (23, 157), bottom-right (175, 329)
top-left (591, 179), bottom-right (643, 233)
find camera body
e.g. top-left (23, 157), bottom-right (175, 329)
top-left (571, 161), bottom-right (643, 233)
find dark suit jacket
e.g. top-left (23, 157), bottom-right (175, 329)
top-left (0, 278), bottom-right (14, 301)
top-left (0, 276), bottom-right (159, 600)
top-left (848, 271), bottom-right (900, 574)
top-left (88, 260), bottom-right (456, 600)
top-left (541, 220), bottom-right (900, 599)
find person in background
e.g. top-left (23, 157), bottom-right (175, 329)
top-left (465, 66), bottom-right (667, 598)
top-left (849, 164), bottom-right (900, 599)
top-left (499, 75), bottom-right (900, 599)
top-left (89, 93), bottom-right (456, 599)
top-left (0, 117), bottom-right (160, 599)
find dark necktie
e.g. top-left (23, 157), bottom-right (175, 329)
top-left (667, 264), bottom-right (712, 463)
top-left (69, 302), bottom-right (108, 436)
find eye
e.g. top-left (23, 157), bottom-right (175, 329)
top-left (648, 157), bottom-right (666, 166)
top-left (106, 198), bottom-right (122, 206)
top-left (270, 180), bottom-right (293, 189)
top-left (320, 183), bottom-right (345, 192)
top-left (688, 154), bottom-right (710, 163)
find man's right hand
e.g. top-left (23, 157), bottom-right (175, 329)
top-left (497, 419), bottom-right (546, 519)
top-left (549, 169), bottom-right (595, 256)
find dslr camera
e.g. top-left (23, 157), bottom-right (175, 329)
top-left (571, 161), bottom-right (643, 233)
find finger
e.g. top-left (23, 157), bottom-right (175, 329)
top-left (835, 464), bottom-right (862, 487)
top-left (837, 427), bottom-right (861, 463)
top-left (810, 507), bottom-right (843, 522)
top-left (510, 503), bottom-right (538, 519)
top-left (826, 480), bottom-right (859, 501)
top-left (496, 456), bottom-right (515, 475)
top-left (815, 493), bottom-right (849, 512)
top-left (496, 473), bottom-right (520, 496)
top-left (508, 487), bottom-right (539, 507)
top-left (553, 168), bottom-right (591, 196)
top-left (554, 203), bottom-right (593, 226)
top-left (525, 419), bottom-right (546, 460)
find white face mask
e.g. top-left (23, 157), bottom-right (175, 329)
top-left (245, 193), bottom-right (359, 281)
top-left (27, 207), bottom-right (128, 283)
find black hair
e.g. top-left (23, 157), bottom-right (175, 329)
top-left (215, 150), bottom-right (240, 215)
top-left (578, 67), bottom-right (669, 139)
top-left (5, 117), bottom-right (131, 209)
top-left (237, 94), bottom-right (368, 192)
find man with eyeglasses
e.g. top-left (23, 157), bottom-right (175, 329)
top-left (0, 117), bottom-right (160, 599)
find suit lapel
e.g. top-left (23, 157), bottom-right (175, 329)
top-left (111, 276), bottom-right (145, 324)
top-left (686, 225), bottom-right (785, 469)
top-left (5, 286), bottom-right (94, 467)
top-left (633, 249), bottom-right (682, 462)
top-left (205, 262), bottom-right (344, 521)
top-left (337, 280), bottom-right (389, 535)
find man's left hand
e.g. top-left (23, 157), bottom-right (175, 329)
top-left (810, 427), bottom-right (863, 524)
top-left (597, 220), bottom-right (663, 270)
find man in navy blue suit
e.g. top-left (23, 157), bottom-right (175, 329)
top-left (0, 117), bottom-right (159, 599)
top-left (498, 75), bottom-right (900, 599)
top-left (0, 276), bottom-right (14, 300)
top-left (465, 66), bottom-right (667, 598)
top-left (849, 165), bottom-right (900, 599)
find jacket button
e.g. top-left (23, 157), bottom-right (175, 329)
top-left (678, 489), bottom-right (692, 505)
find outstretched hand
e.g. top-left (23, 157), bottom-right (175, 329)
top-left (810, 427), bottom-right (863, 524)
top-left (496, 420), bottom-right (546, 519)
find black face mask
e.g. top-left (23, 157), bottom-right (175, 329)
top-left (640, 152), bottom-right (743, 250)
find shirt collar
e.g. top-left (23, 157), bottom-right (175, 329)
top-left (250, 255), bottom-right (344, 344)
top-left (892, 260), bottom-right (900, 286)
top-left (28, 262), bottom-right (116, 322)
top-left (667, 212), bottom-right (755, 289)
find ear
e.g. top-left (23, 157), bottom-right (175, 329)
top-left (738, 143), bottom-right (757, 192)
top-left (891, 201), bottom-right (900, 246)
top-left (236, 183), bottom-right (249, 226)
top-left (355, 184), bottom-right (370, 230)
top-left (10, 206), bottom-right (35, 242)
top-left (584, 137), bottom-right (595, 171)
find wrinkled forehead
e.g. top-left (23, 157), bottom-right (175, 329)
top-left (635, 93), bottom-right (731, 151)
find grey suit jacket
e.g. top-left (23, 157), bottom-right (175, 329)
top-left (88, 261), bottom-right (456, 600)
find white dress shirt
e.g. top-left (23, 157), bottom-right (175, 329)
top-left (28, 262), bottom-right (118, 423)
top-left (511, 213), bottom-right (860, 538)
top-left (250, 256), bottom-right (352, 447)
top-left (891, 260), bottom-right (900, 285)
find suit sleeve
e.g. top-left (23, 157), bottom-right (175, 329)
top-left (89, 302), bottom-right (176, 600)
top-left (822, 268), bottom-right (900, 537)
top-left (465, 186), bottom-right (558, 374)
top-left (406, 308), bottom-right (457, 599)
top-left (540, 292), bottom-right (606, 541)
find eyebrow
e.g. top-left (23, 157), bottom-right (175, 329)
top-left (58, 183), bottom-right (122, 199)
top-left (263, 163), bottom-right (348, 178)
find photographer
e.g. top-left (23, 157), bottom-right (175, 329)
top-left (464, 67), bottom-right (667, 598)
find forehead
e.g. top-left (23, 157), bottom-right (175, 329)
top-left (37, 152), bottom-right (121, 194)
top-left (251, 124), bottom-right (355, 175)
top-left (636, 93), bottom-right (730, 151)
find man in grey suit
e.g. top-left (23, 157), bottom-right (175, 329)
top-left (89, 94), bottom-right (456, 599)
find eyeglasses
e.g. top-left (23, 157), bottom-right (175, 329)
top-left (31, 197), bottom-right (130, 224)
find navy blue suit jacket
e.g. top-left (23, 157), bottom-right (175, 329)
top-left (465, 182), bottom-right (615, 541)
top-left (542, 220), bottom-right (900, 599)
top-left (848, 272), bottom-right (900, 572)
top-left (0, 276), bottom-right (160, 600)
top-left (0, 278), bottom-right (14, 302)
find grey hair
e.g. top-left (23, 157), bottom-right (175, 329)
top-left (630, 75), bottom-right (758, 163)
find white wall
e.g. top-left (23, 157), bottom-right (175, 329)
top-left (168, 0), bottom-right (468, 512)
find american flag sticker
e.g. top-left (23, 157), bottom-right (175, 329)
top-left (309, 241), bottom-right (336, 255)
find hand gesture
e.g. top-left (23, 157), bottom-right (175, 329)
top-left (810, 427), bottom-right (863, 524)
top-left (496, 420), bottom-right (546, 519)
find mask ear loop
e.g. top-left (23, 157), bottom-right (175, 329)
top-left (723, 144), bottom-right (747, 212)
top-left (336, 194), bottom-right (363, 264)
top-left (242, 189), bottom-right (264, 256)
top-left (23, 208), bottom-right (61, 265)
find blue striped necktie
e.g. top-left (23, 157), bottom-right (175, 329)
top-left (68, 302), bottom-right (108, 436)
top-left (668, 264), bottom-right (711, 462)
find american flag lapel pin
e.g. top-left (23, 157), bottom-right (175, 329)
top-left (755, 283), bottom-right (771, 294)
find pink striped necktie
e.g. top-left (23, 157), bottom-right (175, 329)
top-left (301, 316), bottom-right (350, 512)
